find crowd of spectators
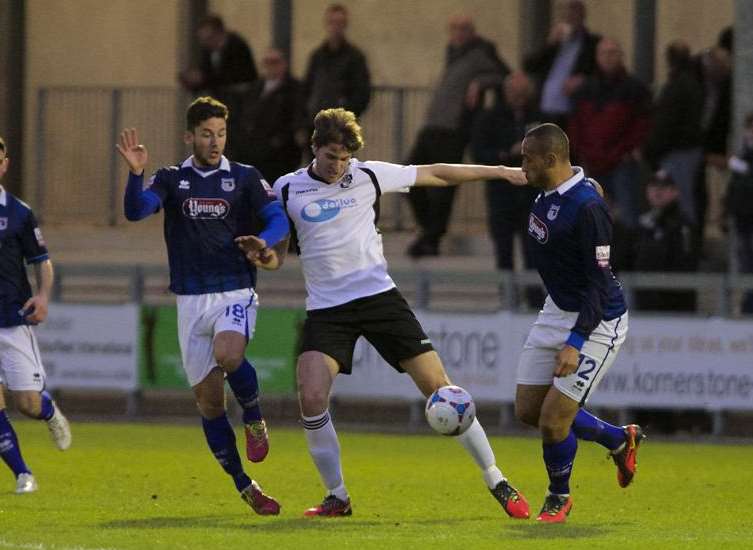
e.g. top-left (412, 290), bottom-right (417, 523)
top-left (177, 2), bottom-right (746, 314)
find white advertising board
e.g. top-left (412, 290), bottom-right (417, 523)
top-left (34, 304), bottom-right (140, 391)
top-left (335, 312), bottom-right (753, 411)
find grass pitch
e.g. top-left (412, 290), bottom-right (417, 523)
top-left (0, 420), bottom-right (752, 550)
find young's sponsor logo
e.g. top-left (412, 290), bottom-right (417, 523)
top-left (182, 198), bottom-right (230, 219)
top-left (300, 198), bottom-right (357, 222)
top-left (528, 213), bottom-right (548, 243)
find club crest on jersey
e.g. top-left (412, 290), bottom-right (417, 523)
top-left (339, 173), bottom-right (353, 188)
top-left (547, 204), bottom-right (561, 221)
top-left (528, 213), bottom-right (549, 243)
top-left (595, 245), bottom-right (611, 268)
top-left (0, 217), bottom-right (6, 230)
top-left (301, 198), bottom-right (357, 222)
top-left (183, 198), bottom-right (230, 219)
top-left (221, 178), bottom-right (235, 192)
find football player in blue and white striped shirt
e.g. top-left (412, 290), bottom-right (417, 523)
top-left (516, 123), bottom-right (644, 523)
top-left (118, 97), bottom-right (289, 515)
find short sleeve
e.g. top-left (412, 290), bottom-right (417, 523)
top-left (19, 209), bottom-right (49, 264)
top-left (360, 161), bottom-right (417, 193)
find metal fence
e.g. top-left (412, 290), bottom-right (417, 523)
top-left (36, 85), bottom-right (488, 231)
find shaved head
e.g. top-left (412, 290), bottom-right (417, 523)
top-left (524, 123), bottom-right (570, 160)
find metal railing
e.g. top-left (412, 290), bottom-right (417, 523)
top-left (34, 85), bottom-right (438, 230)
top-left (48, 262), bottom-right (753, 318)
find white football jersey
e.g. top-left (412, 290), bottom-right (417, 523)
top-left (274, 159), bottom-right (417, 310)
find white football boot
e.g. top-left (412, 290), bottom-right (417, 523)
top-left (15, 473), bottom-right (38, 494)
top-left (47, 406), bottom-right (72, 451)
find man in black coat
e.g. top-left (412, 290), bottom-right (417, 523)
top-left (523, 0), bottom-right (600, 128)
top-left (239, 49), bottom-right (306, 183)
top-left (303, 4), bottom-right (371, 120)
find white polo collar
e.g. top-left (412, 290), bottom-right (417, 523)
top-left (181, 155), bottom-right (231, 177)
top-left (0, 185), bottom-right (6, 206)
top-left (544, 166), bottom-right (585, 196)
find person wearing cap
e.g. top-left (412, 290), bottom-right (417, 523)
top-left (632, 170), bottom-right (697, 312)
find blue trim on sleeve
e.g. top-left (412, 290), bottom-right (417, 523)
top-left (26, 253), bottom-right (49, 264)
top-left (566, 331), bottom-right (586, 351)
top-left (257, 201), bottom-right (290, 248)
top-left (124, 172), bottom-right (161, 221)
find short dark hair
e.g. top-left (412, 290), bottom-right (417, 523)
top-left (186, 96), bottom-right (228, 131)
top-left (198, 14), bottom-right (225, 33)
top-left (326, 3), bottom-right (348, 16)
top-left (311, 108), bottom-right (364, 152)
top-left (0, 135), bottom-right (5, 154)
top-left (525, 123), bottom-right (570, 159)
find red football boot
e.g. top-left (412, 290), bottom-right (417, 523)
top-left (245, 419), bottom-right (270, 463)
top-left (303, 495), bottom-right (352, 517)
top-left (536, 493), bottom-right (573, 523)
top-left (489, 480), bottom-right (531, 519)
top-left (610, 424), bottom-right (645, 488)
top-left (240, 480), bottom-right (281, 515)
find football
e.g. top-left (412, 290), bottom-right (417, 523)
top-left (425, 385), bottom-right (476, 436)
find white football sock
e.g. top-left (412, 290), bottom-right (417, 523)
top-left (302, 410), bottom-right (348, 501)
top-left (456, 417), bottom-right (505, 489)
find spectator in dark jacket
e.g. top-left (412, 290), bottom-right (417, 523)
top-left (471, 71), bottom-right (541, 272)
top-left (303, 4), bottom-right (371, 120)
top-left (524, 0), bottom-right (600, 128)
top-left (406, 14), bottom-right (510, 258)
top-left (238, 48), bottom-right (306, 183)
top-left (569, 38), bottom-right (652, 229)
top-left (643, 41), bottom-right (704, 225)
top-left (633, 171), bottom-right (698, 312)
top-left (179, 15), bottom-right (258, 160)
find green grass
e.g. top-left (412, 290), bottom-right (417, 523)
top-left (1, 420), bottom-right (752, 550)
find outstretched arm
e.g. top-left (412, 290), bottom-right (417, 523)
top-left (116, 128), bottom-right (161, 221)
top-left (414, 164), bottom-right (526, 187)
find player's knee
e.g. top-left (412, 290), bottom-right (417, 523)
top-left (538, 412), bottom-right (570, 442)
top-left (215, 351), bottom-right (244, 372)
top-left (515, 403), bottom-right (539, 427)
top-left (14, 395), bottom-right (40, 418)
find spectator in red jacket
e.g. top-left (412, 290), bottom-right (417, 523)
top-left (568, 38), bottom-right (652, 228)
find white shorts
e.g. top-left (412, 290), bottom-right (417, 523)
top-left (176, 288), bottom-right (259, 387)
top-left (0, 325), bottom-right (47, 391)
top-left (517, 295), bottom-right (628, 404)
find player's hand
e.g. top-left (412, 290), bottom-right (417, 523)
top-left (20, 295), bottom-right (48, 325)
top-left (554, 345), bottom-right (580, 377)
top-left (498, 166), bottom-right (528, 186)
top-left (116, 128), bottom-right (149, 175)
top-left (255, 248), bottom-right (280, 270)
top-left (235, 235), bottom-right (268, 262)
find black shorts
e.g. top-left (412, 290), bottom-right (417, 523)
top-left (300, 288), bottom-right (434, 374)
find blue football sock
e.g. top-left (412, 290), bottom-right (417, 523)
top-left (543, 430), bottom-right (577, 495)
top-left (201, 414), bottom-right (252, 492)
top-left (39, 390), bottom-right (55, 421)
top-left (226, 359), bottom-right (262, 423)
top-left (0, 410), bottom-right (31, 477)
top-left (571, 408), bottom-right (626, 451)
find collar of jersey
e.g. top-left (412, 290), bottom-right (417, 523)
top-left (0, 185), bottom-right (6, 206)
top-left (307, 160), bottom-right (355, 186)
top-left (181, 155), bottom-right (231, 178)
top-left (544, 166), bottom-right (584, 197)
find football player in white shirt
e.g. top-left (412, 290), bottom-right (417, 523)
top-left (237, 108), bottom-right (531, 519)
